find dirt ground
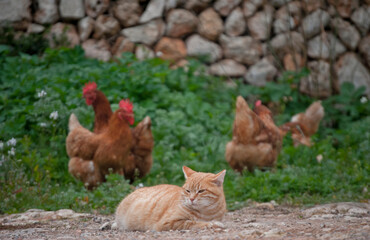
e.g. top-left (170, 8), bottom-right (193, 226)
top-left (0, 202), bottom-right (369, 240)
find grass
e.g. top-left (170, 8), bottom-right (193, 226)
top-left (0, 47), bottom-right (369, 214)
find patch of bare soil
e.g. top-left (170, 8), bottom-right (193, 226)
top-left (0, 202), bottom-right (369, 240)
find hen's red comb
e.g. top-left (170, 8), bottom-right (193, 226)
top-left (83, 82), bottom-right (97, 95)
top-left (119, 99), bottom-right (134, 113)
top-left (255, 100), bottom-right (262, 107)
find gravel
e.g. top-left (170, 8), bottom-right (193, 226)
top-left (0, 202), bottom-right (369, 240)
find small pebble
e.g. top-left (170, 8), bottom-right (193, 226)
top-left (99, 222), bottom-right (111, 231)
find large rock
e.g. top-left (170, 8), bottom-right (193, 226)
top-left (359, 35), bottom-right (370, 68)
top-left (220, 34), bottom-right (262, 65)
top-left (140, 0), bottom-right (166, 23)
top-left (93, 15), bottom-right (120, 39)
top-left (113, 0), bottom-right (141, 28)
top-left (283, 53), bottom-right (305, 71)
top-left (122, 19), bottom-right (165, 46)
top-left (34, 0), bottom-right (59, 24)
top-left (198, 8), bottom-right (223, 41)
top-left (301, 0), bottom-right (323, 13)
top-left (269, 31), bottom-right (305, 56)
top-left (27, 23), bottom-right (45, 34)
top-left (300, 60), bottom-right (332, 98)
top-left (350, 7), bottom-right (370, 36)
top-left (166, 9), bottom-right (197, 38)
top-left (273, 1), bottom-right (302, 34)
top-left (274, 16), bottom-right (295, 35)
top-left (331, 18), bottom-right (360, 50)
top-left (59, 0), bottom-right (85, 20)
top-left (242, 0), bottom-right (260, 18)
top-left (244, 58), bottom-right (277, 86)
top-left (300, 9), bottom-right (330, 39)
top-left (336, 53), bottom-right (370, 97)
top-left (214, 0), bottom-right (242, 16)
top-left (327, 0), bottom-right (359, 18)
top-left (0, 209), bottom-right (90, 226)
top-left (247, 5), bottom-right (274, 41)
top-left (270, 0), bottom-right (292, 7)
top-left (154, 37), bottom-right (187, 61)
top-left (82, 39), bottom-right (111, 62)
top-left (302, 202), bottom-right (370, 219)
top-left (209, 59), bottom-right (247, 77)
top-left (85, 0), bottom-right (110, 18)
top-left (186, 34), bottom-right (222, 63)
top-left (135, 45), bottom-right (155, 60)
top-left (165, 0), bottom-right (179, 11)
top-left (78, 17), bottom-right (95, 42)
top-left (307, 33), bottom-right (346, 60)
top-left (225, 7), bottom-right (246, 37)
top-left (47, 23), bottom-right (80, 48)
top-left (183, 0), bottom-right (212, 13)
top-left (0, 0), bottom-right (31, 23)
top-left (112, 36), bottom-right (135, 58)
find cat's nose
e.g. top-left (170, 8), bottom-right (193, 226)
top-left (190, 198), bottom-right (195, 203)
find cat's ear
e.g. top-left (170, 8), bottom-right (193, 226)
top-left (212, 170), bottom-right (226, 186)
top-left (183, 166), bottom-right (196, 179)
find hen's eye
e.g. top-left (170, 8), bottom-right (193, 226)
top-left (198, 189), bottom-right (205, 193)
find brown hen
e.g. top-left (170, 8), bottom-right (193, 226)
top-left (225, 96), bottom-right (283, 173)
top-left (280, 101), bottom-right (324, 146)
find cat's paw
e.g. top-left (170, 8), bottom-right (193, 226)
top-left (208, 221), bottom-right (225, 229)
top-left (111, 222), bottom-right (118, 230)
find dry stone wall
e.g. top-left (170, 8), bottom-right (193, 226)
top-left (1, 0), bottom-right (369, 97)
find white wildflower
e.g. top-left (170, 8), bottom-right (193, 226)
top-left (316, 154), bottom-right (323, 163)
top-left (37, 90), bottom-right (47, 98)
top-left (156, 51), bottom-right (163, 57)
top-left (8, 147), bottom-right (15, 156)
top-left (136, 183), bottom-right (144, 189)
top-left (0, 141), bottom-right (3, 150)
top-left (7, 138), bottom-right (16, 146)
top-left (39, 122), bottom-right (47, 127)
top-left (49, 111), bottom-right (59, 120)
top-left (360, 96), bottom-right (367, 104)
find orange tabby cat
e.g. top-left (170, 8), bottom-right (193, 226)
top-left (115, 166), bottom-right (227, 231)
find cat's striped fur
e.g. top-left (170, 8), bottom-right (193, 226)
top-left (115, 166), bottom-right (226, 231)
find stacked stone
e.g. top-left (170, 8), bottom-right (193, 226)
top-left (0, 0), bottom-right (369, 97)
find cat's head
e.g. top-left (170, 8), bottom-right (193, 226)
top-left (181, 166), bottom-right (226, 210)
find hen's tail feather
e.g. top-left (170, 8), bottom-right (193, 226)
top-left (305, 101), bottom-right (324, 122)
top-left (142, 116), bottom-right (151, 126)
top-left (69, 113), bottom-right (82, 132)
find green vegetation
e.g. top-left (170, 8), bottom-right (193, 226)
top-left (0, 47), bottom-right (369, 214)
top-left (0, 27), bottom-right (49, 56)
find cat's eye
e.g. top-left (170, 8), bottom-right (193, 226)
top-left (185, 189), bottom-right (190, 193)
top-left (198, 189), bottom-right (205, 193)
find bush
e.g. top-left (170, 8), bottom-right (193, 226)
top-left (0, 27), bottom-right (49, 56)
